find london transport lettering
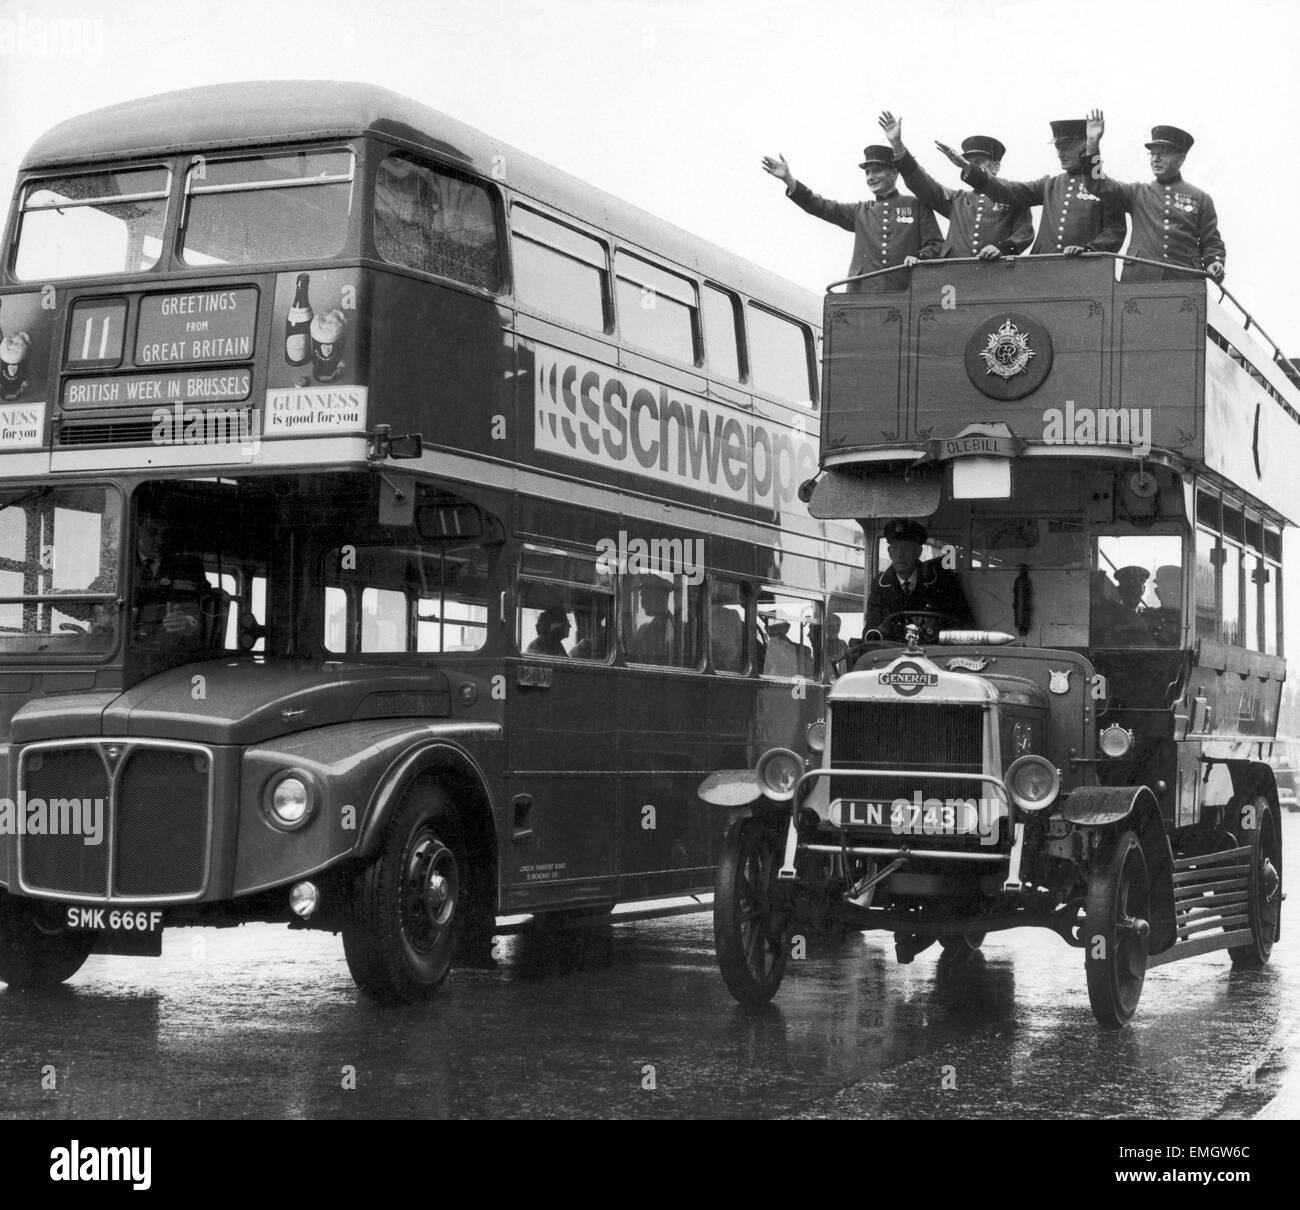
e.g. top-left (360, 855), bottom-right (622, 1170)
top-left (532, 346), bottom-right (816, 508)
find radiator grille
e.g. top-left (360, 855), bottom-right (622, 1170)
top-left (830, 700), bottom-right (984, 805)
top-left (115, 748), bottom-right (209, 896)
top-left (19, 747), bottom-right (110, 896)
top-left (18, 742), bottom-right (211, 900)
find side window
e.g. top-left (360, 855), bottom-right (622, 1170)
top-left (517, 545), bottom-right (614, 661)
top-left (757, 591), bottom-right (820, 679)
top-left (322, 536), bottom-right (489, 654)
top-left (373, 153), bottom-right (501, 291)
top-left (1092, 535), bottom-right (1182, 647)
top-left (615, 251), bottom-right (699, 364)
top-left (1195, 526), bottom-right (1217, 641)
top-left (511, 206), bottom-right (608, 331)
top-left (702, 285), bottom-right (742, 381)
top-left (825, 594), bottom-right (865, 680)
top-left (708, 578), bottom-right (750, 674)
top-left (1220, 504), bottom-right (1245, 646)
top-left (624, 572), bottom-right (702, 668)
top-left (747, 303), bottom-right (814, 405)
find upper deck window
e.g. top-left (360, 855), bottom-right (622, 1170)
top-left (13, 167), bottom-right (169, 281)
top-left (511, 205), bottom-right (609, 332)
top-left (373, 153), bottom-right (500, 291)
top-left (702, 284), bottom-right (743, 381)
top-left (746, 303), bottom-right (815, 406)
top-left (615, 251), bottom-right (699, 365)
top-left (181, 150), bottom-right (354, 267)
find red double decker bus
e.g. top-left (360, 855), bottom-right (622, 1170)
top-left (0, 82), bottom-right (860, 1003)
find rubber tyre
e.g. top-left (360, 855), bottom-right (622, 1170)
top-left (1229, 797), bottom-right (1282, 968)
top-left (1085, 830), bottom-right (1150, 1028)
top-left (940, 932), bottom-right (986, 953)
top-left (343, 784), bottom-right (463, 1006)
top-left (714, 817), bottom-right (790, 1006)
top-left (0, 894), bottom-right (97, 989)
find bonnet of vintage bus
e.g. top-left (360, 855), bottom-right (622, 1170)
top-left (8, 659), bottom-right (455, 746)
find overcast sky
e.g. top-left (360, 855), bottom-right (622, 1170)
top-left (1, 0), bottom-right (1297, 348)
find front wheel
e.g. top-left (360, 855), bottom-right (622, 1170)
top-left (1229, 797), bottom-right (1282, 968)
top-left (0, 894), bottom-right (98, 989)
top-left (343, 784), bottom-right (464, 1006)
top-left (714, 817), bottom-right (790, 1005)
top-left (1085, 830), bottom-right (1150, 1027)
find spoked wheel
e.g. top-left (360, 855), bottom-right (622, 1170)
top-left (714, 817), bottom-right (790, 1005)
top-left (1229, 797), bottom-right (1282, 968)
top-left (344, 784), bottom-right (464, 1006)
top-left (0, 894), bottom-right (98, 989)
top-left (1085, 830), bottom-right (1151, 1027)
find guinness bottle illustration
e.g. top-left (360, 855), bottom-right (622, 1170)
top-left (285, 273), bottom-right (313, 366)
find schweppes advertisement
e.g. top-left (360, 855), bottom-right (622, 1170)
top-left (530, 343), bottom-right (816, 510)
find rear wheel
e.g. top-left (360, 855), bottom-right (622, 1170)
top-left (1229, 797), bottom-right (1282, 968)
top-left (0, 894), bottom-right (98, 989)
top-left (1085, 830), bottom-right (1150, 1027)
top-left (714, 817), bottom-right (790, 1005)
top-left (343, 784), bottom-right (464, 1006)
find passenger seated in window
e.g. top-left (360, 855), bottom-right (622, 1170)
top-left (762, 617), bottom-right (812, 678)
top-left (1143, 565), bottom-right (1183, 647)
top-left (810, 614), bottom-right (849, 679)
top-left (1114, 565), bottom-right (1150, 611)
top-left (629, 576), bottom-right (676, 664)
top-left (526, 607), bottom-right (570, 656)
top-left (1089, 571), bottom-right (1153, 647)
top-left (863, 519), bottom-right (974, 643)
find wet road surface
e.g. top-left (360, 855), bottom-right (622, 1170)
top-left (2, 815), bottom-right (1297, 1120)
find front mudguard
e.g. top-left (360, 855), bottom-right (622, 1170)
top-left (1063, 785), bottom-right (1176, 952)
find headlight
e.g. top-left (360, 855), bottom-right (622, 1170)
top-left (1005, 754), bottom-right (1060, 812)
top-left (755, 747), bottom-right (802, 802)
top-left (1099, 725), bottom-right (1134, 758)
top-left (264, 771), bottom-right (316, 830)
top-left (805, 720), bottom-right (826, 753)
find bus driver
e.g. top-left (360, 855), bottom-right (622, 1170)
top-left (863, 519), bottom-right (974, 642)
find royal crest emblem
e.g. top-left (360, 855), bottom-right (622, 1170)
top-left (980, 318), bottom-right (1037, 380)
top-left (1048, 668), bottom-right (1072, 695)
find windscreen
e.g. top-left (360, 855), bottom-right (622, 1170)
top-left (0, 485), bottom-right (121, 654)
top-left (13, 167), bottom-right (169, 280)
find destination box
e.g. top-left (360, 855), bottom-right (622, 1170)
top-left (135, 287), bottom-right (258, 365)
top-left (62, 368), bottom-right (252, 409)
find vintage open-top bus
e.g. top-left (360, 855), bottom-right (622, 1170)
top-left (0, 82), bottom-right (861, 1003)
top-left (704, 252), bottom-right (1290, 1025)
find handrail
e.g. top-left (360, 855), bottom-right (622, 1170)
top-left (825, 251), bottom-right (1300, 390)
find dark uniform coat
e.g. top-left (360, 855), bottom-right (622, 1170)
top-left (1086, 156), bottom-right (1225, 282)
top-left (961, 164), bottom-right (1127, 254)
top-left (865, 560), bottom-right (975, 639)
top-left (897, 151), bottom-right (1033, 258)
top-left (787, 181), bottom-right (942, 291)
